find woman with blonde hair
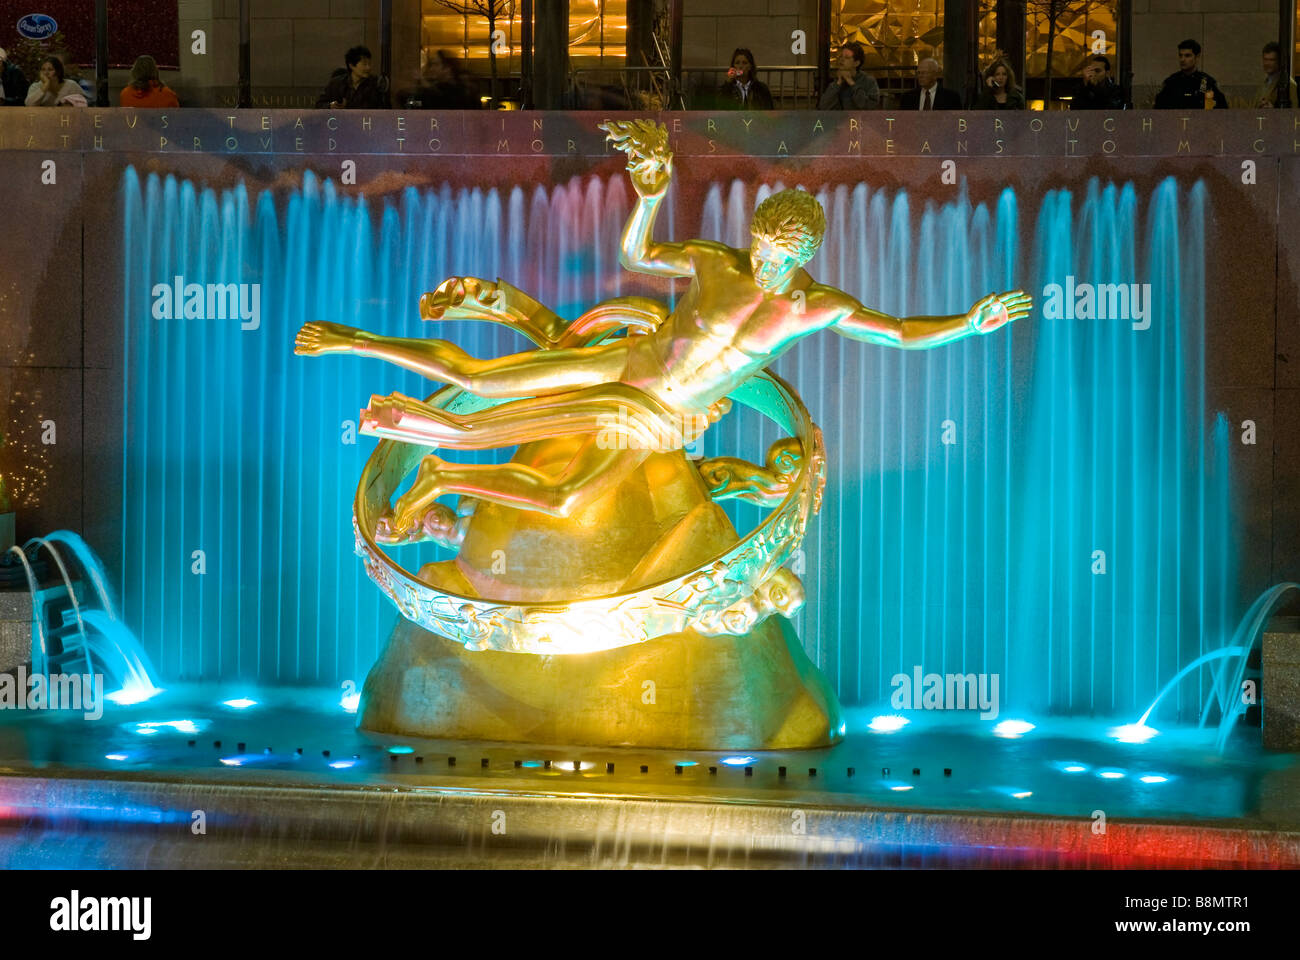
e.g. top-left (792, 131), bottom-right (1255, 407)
top-left (119, 55), bottom-right (179, 107)
top-left (975, 55), bottom-right (1025, 109)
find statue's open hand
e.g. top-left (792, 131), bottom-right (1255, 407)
top-left (294, 320), bottom-right (358, 356)
top-left (966, 290), bottom-right (1032, 334)
top-left (599, 119), bottom-right (673, 198)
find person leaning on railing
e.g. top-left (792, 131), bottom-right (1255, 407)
top-left (1153, 39), bottom-right (1226, 109)
top-left (119, 55), bottom-right (179, 108)
top-left (316, 45), bottom-right (389, 109)
top-left (1075, 54), bottom-right (1126, 110)
top-left (0, 46), bottom-right (26, 106)
top-left (818, 41), bottom-right (880, 109)
top-left (716, 48), bottom-right (773, 110)
top-left (973, 56), bottom-right (1025, 110)
top-left (1254, 41), bottom-right (1296, 108)
top-left (24, 56), bottom-right (86, 107)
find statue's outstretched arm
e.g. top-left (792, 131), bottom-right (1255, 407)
top-left (600, 118), bottom-right (694, 279)
top-left (827, 288), bottom-right (1032, 350)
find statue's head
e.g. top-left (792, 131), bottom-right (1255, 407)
top-left (749, 189), bottom-right (826, 290)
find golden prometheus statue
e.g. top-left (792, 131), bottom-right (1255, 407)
top-left (295, 119), bottom-right (1031, 750)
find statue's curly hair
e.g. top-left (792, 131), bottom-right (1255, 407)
top-left (750, 189), bottom-right (826, 264)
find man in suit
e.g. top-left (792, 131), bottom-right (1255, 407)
top-left (899, 58), bottom-right (963, 110)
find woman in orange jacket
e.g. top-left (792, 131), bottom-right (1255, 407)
top-left (119, 55), bottom-right (179, 107)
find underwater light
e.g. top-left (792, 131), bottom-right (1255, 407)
top-left (387, 746), bottom-right (414, 754)
top-left (869, 715), bottom-right (909, 733)
top-left (1061, 764), bottom-right (1088, 774)
top-left (1011, 791), bottom-right (1033, 799)
top-left (1110, 723), bottom-right (1159, 743)
top-left (721, 756), bottom-right (756, 766)
top-left (675, 760), bottom-right (698, 767)
top-left (993, 719), bottom-right (1035, 738)
top-left (889, 784), bottom-right (914, 792)
top-left (222, 698), bottom-right (257, 710)
top-left (340, 691), bottom-right (360, 714)
top-left (106, 684), bottom-right (162, 706)
top-left (329, 759), bottom-right (356, 770)
top-left (520, 760), bottom-right (543, 768)
top-left (105, 753), bottom-right (128, 761)
top-left (134, 720), bottom-right (201, 735)
top-left (1098, 769), bottom-right (1125, 779)
top-left (218, 757), bottom-right (244, 766)
top-left (1139, 775), bottom-right (1170, 784)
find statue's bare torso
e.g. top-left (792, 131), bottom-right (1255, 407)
top-left (627, 243), bottom-right (828, 414)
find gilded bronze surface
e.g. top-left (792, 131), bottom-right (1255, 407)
top-left (295, 119), bottom-right (1028, 655)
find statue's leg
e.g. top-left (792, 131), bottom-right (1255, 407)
top-left (390, 438), bottom-right (651, 529)
top-left (298, 322), bottom-right (632, 400)
top-left (374, 386), bottom-right (677, 532)
top-left (362, 383), bottom-right (673, 450)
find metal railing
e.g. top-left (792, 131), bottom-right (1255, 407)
top-left (569, 64), bottom-right (929, 110)
top-left (683, 66), bottom-right (821, 110)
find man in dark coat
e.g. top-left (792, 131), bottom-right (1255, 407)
top-left (1153, 39), bottom-right (1226, 109)
top-left (1075, 54), bottom-right (1126, 110)
top-left (317, 45), bottom-right (389, 109)
top-left (0, 46), bottom-right (27, 106)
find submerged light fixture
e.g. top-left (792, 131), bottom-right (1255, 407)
top-left (993, 719), bottom-right (1035, 738)
top-left (1109, 723), bottom-right (1159, 744)
top-left (869, 715), bottom-right (909, 733)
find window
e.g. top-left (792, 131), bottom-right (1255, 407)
top-left (831, 0), bottom-right (947, 72)
top-left (420, 0), bottom-right (627, 77)
top-left (1024, 0), bottom-right (1117, 79)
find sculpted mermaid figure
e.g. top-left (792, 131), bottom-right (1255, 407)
top-left (295, 119), bottom-right (1031, 542)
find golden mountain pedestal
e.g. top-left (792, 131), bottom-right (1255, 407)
top-left (356, 444), bottom-right (842, 750)
top-left (359, 614), bottom-right (842, 750)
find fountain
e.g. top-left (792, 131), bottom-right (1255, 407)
top-left (115, 164), bottom-right (1238, 721)
top-left (5, 533), bottom-right (160, 705)
top-left (0, 113), bottom-right (1295, 868)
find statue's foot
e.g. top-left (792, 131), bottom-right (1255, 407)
top-left (294, 320), bottom-right (357, 356)
top-left (375, 512), bottom-right (419, 545)
top-left (375, 504), bottom-right (463, 547)
top-left (383, 456), bottom-right (449, 540)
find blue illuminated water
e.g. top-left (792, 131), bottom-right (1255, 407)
top-left (118, 168), bottom-right (1237, 719)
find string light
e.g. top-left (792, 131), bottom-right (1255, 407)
top-left (0, 386), bottom-right (53, 510)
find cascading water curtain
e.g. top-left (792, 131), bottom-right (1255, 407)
top-left (712, 176), bottom-right (1228, 719)
top-left (118, 167), bottom-right (633, 684)
top-left (120, 167), bottom-right (1234, 718)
